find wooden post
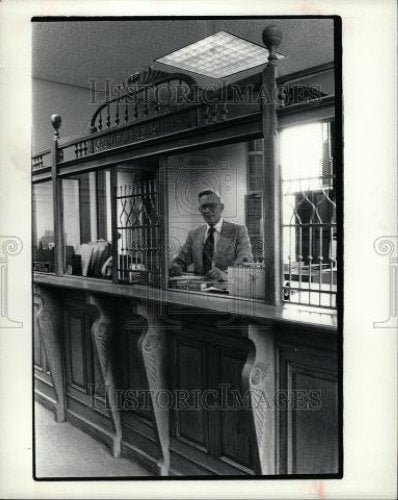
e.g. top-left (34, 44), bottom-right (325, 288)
top-left (50, 114), bottom-right (65, 276)
top-left (96, 170), bottom-right (107, 240)
top-left (261, 26), bottom-right (283, 306)
top-left (110, 168), bottom-right (119, 283)
top-left (158, 157), bottom-right (169, 288)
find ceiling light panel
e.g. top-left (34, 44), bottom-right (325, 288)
top-left (156, 30), bottom-right (284, 79)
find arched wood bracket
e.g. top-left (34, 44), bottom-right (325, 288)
top-left (241, 321), bottom-right (276, 474)
top-left (33, 285), bottom-right (66, 423)
top-left (86, 293), bottom-right (122, 458)
top-left (133, 299), bottom-right (170, 476)
top-left (127, 65), bottom-right (197, 88)
top-left (90, 66), bottom-right (197, 133)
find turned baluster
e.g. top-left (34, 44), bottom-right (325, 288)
top-left (98, 110), bottom-right (103, 130)
top-left (106, 103), bottom-right (111, 128)
top-left (115, 100), bottom-right (120, 125)
top-left (212, 103), bottom-right (218, 122)
top-left (124, 99), bottom-right (129, 123)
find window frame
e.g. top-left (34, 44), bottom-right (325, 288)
top-left (278, 101), bottom-right (337, 310)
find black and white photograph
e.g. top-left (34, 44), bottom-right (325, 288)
top-left (0, 1), bottom-right (396, 498)
top-left (31, 16), bottom-right (342, 479)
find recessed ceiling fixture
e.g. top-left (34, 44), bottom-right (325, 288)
top-left (155, 30), bottom-right (285, 79)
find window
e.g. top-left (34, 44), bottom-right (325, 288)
top-left (114, 164), bottom-right (161, 285)
top-left (32, 181), bottom-right (54, 273)
top-left (280, 121), bottom-right (337, 308)
top-left (62, 170), bottom-right (112, 278)
top-left (166, 141), bottom-right (265, 299)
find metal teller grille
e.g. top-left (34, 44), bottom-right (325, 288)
top-left (281, 122), bottom-right (337, 309)
top-left (116, 174), bottom-right (161, 284)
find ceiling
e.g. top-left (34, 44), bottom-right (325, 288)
top-left (32, 18), bottom-right (335, 89)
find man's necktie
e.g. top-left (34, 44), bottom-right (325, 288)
top-left (203, 226), bottom-right (215, 275)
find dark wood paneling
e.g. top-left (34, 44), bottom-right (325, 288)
top-left (66, 392), bottom-right (113, 433)
top-left (289, 369), bottom-right (337, 474)
top-left (63, 296), bottom-right (111, 420)
top-left (174, 338), bottom-right (208, 451)
top-left (69, 315), bottom-right (86, 389)
top-left (118, 307), bottom-right (153, 422)
top-left (57, 114), bottom-right (263, 178)
top-left (34, 283), bottom-right (339, 476)
top-left (219, 350), bottom-right (253, 469)
top-left (169, 318), bottom-right (255, 474)
top-left (278, 341), bottom-right (338, 474)
top-left (33, 320), bottom-right (42, 369)
top-left (33, 311), bottom-right (53, 387)
top-left (35, 375), bottom-right (56, 405)
top-left (92, 342), bottom-right (106, 399)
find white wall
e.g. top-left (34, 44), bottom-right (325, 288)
top-left (62, 179), bottom-right (80, 249)
top-left (32, 78), bottom-right (98, 153)
top-left (32, 181), bottom-right (53, 248)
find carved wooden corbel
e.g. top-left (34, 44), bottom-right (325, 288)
top-left (33, 284), bottom-right (66, 422)
top-left (87, 293), bottom-right (122, 458)
top-left (134, 299), bottom-right (170, 476)
top-left (241, 320), bottom-right (276, 474)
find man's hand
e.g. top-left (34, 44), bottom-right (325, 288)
top-left (207, 267), bottom-right (227, 282)
top-left (169, 263), bottom-right (183, 277)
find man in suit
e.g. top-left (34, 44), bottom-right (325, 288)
top-left (169, 189), bottom-right (253, 281)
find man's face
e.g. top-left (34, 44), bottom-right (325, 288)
top-left (199, 193), bottom-right (224, 226)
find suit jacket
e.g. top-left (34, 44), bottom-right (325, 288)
top-left (172, 221), bottom-right (253, 274)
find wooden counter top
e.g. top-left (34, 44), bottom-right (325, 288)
top-left (33, 272), bottom-right (337, 331)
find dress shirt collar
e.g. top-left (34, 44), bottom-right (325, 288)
top-left (205, 218), bottom-right (223, 237)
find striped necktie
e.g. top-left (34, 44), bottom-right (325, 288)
top-left (203, 226), bottom-right (215, 275)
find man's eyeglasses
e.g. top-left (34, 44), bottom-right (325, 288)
top-left (199, 203), bottom-right (220, 212)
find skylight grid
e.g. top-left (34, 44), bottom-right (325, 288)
top-left (156, 30), bottom-right (284, 79)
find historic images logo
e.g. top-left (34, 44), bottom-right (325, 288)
top-left (373, 236), bottom-right (398, 329)
top-left (0, 236), bottom-right (23, 328)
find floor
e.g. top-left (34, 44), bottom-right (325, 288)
top-left (34, 403), bottom-right (151, 478)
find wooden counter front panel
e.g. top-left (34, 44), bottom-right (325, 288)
top-left (34, 315), bottom-right (56, 408)
top-left (169, 318), bottom-right (256, 475)
top-left (277, 336), bottom-right (339, 474)
top-left (173, 337), bottom-right (208, 451)
top-left (33, 282), bottom-right (339, 476)
top-left (218, 348), bottom-right (255, 470)
top-left (63, 295), bottom-right (113, 432)
top-left (117, 305), bottom-right (153, 423)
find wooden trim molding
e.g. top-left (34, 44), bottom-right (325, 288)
top-left (277, 62), bottom-right (334, 85)
top-left (33, 273), bottom-right (338, 330)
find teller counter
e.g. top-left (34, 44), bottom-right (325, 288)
top-left (33, 272), bottom-right (339, 476)
top-left (32, 30), bottom-right (341, 476)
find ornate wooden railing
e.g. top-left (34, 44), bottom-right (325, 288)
top-left (32, 66), bottom-right (262, 171)
top-left (31, 61), bottom-right (334, 173)
top-left (89, 67), bottom-right (197, 133)
top-left (32, 149), bottom-right (51, 171)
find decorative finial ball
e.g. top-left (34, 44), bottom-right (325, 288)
top-left (262, 25), bottom-right (282, 50)
top-left (51, 114), bottom-right (62, 131)
top-left (128, 72), bottom-right (140, 85)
